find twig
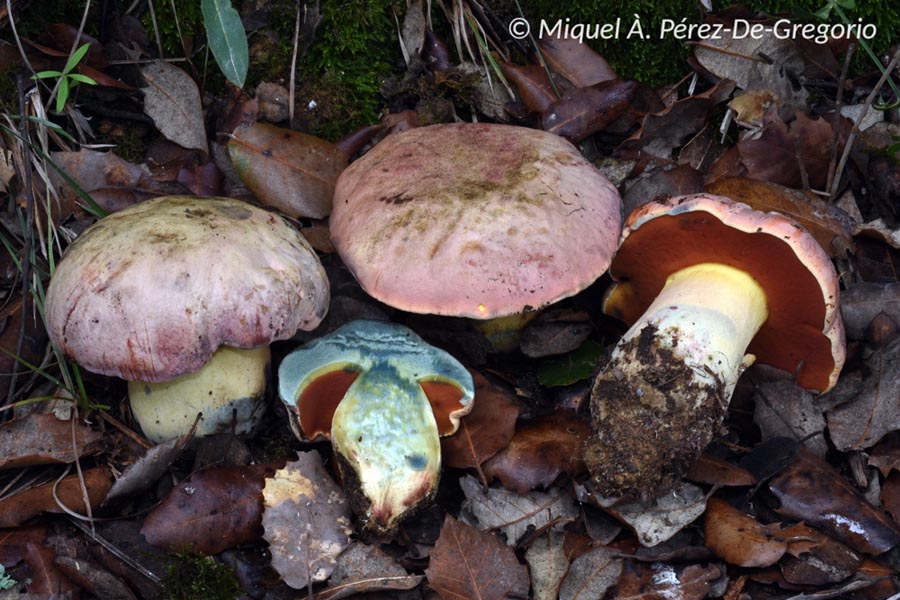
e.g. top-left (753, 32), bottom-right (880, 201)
top-left (826, 42), bottom-right (854, 197)
top-left (829, 47), bottom-right (900, 200)
top-left (7, 74), bottom-right (34, 408)
top-left (289, 1), bottom-right (301, 124)
top-left (67, 517), bottom-right (164, 585)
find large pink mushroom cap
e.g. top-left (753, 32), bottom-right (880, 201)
top-left (45, 196), bottom-right (330, 382)
top-left (330, 123), bottom-right (623, 319)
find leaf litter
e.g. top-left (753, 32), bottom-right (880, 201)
top-left (2, 2), bottom-right (900, 599)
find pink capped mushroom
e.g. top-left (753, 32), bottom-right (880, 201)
top-left (329, 122), bottom-right (623, 349)
top-left (586, 194), bottom-right (845, 498)
top-left (44, 195), bottom-right (329, 443)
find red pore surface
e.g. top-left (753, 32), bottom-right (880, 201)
top-left (45, 196), bottom-right (329, 382)
top-left (330, 123), bottom-right (623, 319)
top-left (603, 193), bottom-right (845, 392)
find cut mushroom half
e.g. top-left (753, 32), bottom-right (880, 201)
top-left (586, 194), bottom-right (845, 498)
top-left (278, 319), bottom-right (474, 534)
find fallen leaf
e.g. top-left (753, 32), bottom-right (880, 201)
top-left (424, 514), bottom-right (530, 600)
top-left (459, 475), bottom-right (578, 545)
top-left (0, 523), bottom-right (47, 567)
top-left (500, 63), bottom-right (558, 114)
top-left (0, 412), bottom-right (103, 471)
top-left (0, 298), bottom-right (48, 409)
top-left (827, 337), bottom-right (900, 451)
top-left (608, 560), bottom-right (721, 600)
top-left (520, 309), bottom-right (593, 358)
top-left (732, 112), bottom-right (840, 191)
top-left (316, 542), bottom-right (421, 600)
top-left (24, 542), bottom-right (77, 596)
top-left (622, 162), bottom-right (704, 215)
top-left (779, 524), bottom-right (861, 586)
top-left (441, 371), bottom-right (519, 471)
top-left (768, 447), bottom-right (900, 554)
top-left (541, 79), bottom-right (637, 142)
top-left (705, 176), bottom-right (854, 257)
top-left (140, 60), bottom-right (207, 153)
top-left (591, 480), bottom-right (708, 547)
top-left (619, 80), bottom-right (736, 159)
top-left (262, 451), bottom-right (352, 590)
top-left (104, 435), bottom-right (191, 504)
top-left (524, 531), bottom-right (569, 600)
top-left (55, 555), bottom-right (137, 600)
top-left (0, 467), bottom-right (113, 528)
top-left (692, 22), bottom-right (807, 107)
top-left (883, 471), bottom-right (900, 524)
top-left (538, 33), bottom-right (617, 87)
top-left (840, 282), bottom-right (900, 341)
top-left (228, 120), bottom-right (346, 219)
top-left (176, 162), bottom-right (223, 196)
top-left (141, 464), bottom-right (276, 554)
top-left (482, 410), bottom-right (589, 493)
top-left (685, 454), bottom-right (757, 487)
top-left (869, 433), bottom-right (900, 477)
top-left (753, 379), bottom-right (828, 457)
top-left (536, 339), bottom-right (603, 388)
top-left (557, 545), bottom-right (622, 600)
top-left (704, 497), bottom-right (795, 567)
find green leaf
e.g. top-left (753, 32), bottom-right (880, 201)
top-left (68, 73), bottom-right (97, 85)
top-left (63, 43), bottom-right (92, 74)
top-left (55, 77), bottom-right (69, 114)
top-left (201, 0), bottom-right (249, 88)
top-left (537, 339), bottom-right (603, 388)
top-left (32, 70), bottom-right (63, 79)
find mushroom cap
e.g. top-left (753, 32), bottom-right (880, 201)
top-left (330, 123), bottom-right (623, 319)
top-left (603, 193), bottom-right (845, 392)
top-left (45, 196), bottom-right (329, 382)
top-left (278, 319), bottom-right (474, 441)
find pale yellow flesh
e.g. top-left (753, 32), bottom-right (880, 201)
top-left (615, 263), bottom-right (769, 405)
top-left (128, 345), bottom-right (270, 443)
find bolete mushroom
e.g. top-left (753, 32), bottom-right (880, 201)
top-left (586, 194), bottom-right (845, 497)
top-left (278, 319), bottom-right (474, 534)
top-left (329, 122), bottom-right (623, 349)
top-left (44, 196), bottom-right (329, 443)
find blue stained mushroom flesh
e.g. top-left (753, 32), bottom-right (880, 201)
top-left (278, 320), bottom-right (475, 534)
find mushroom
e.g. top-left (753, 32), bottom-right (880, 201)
top-left (329, 122), bottom-right (623, 350)
top-left (44, 196), bottom-right (329, 443)
top-left (278, 319), bottom-right (474, 534)
top-left (586, 194), bottom-right (845, 498)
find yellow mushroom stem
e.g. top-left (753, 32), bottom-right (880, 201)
top-left (470, 311), bottom-right (539, 352)
top-left (128, 345), bottom-right (270, 443)
top-left (587, 263), bottom-right (769, 497)
top-left (618, 262), bottom-right (769, 404)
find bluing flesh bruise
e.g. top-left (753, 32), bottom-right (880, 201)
top-left (44, 196), bottom-right (329, 382)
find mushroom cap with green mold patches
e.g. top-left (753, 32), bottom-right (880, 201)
top-left (278, 319), bottom-right (474, 534)
top-left (44, 195), bottom-right (330, 383)
top-left (330, 123), bottom-right (623, 320)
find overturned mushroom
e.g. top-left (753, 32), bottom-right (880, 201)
top-left (278, 319), bottom-right (474, 534)
top-left (330, 122), bottom-right (622, 350)
top-left (44, 196), bottom-right (329, 443)
top-left (586, 194), bottom-right (845, 498)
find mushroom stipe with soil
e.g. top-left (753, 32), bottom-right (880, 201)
top-left (586, 193), bottom-right (846, 499)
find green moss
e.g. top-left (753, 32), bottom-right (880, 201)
top-left (297, 0), bottom-right (402, 140)
top-left (162, 549), bottom-right (240, 600)
top-left (141, 1), bottom-right (205, 60)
